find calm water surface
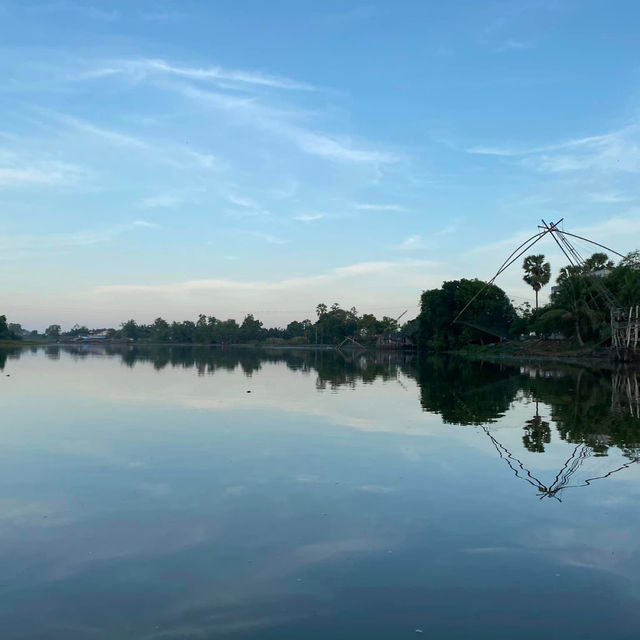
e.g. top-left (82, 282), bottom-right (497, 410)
top-left (1, 345), bottom-right (640, 639)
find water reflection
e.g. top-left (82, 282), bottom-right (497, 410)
top-left (0, 346), bottom-right (21, 371)
top-left (415, 357), bottom-right (640, 501)
top-left (41, 343), bottom-right (413, 388)
top-left (4, 344), bottom-right (640, 500)
top-left (3, 345), bottom-right (640, 637)
top-left (10, 345), bottom-right (640, 440)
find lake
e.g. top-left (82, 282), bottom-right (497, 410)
top-left (1, 345), bottom-right (640, 639)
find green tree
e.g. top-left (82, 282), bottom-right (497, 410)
top-left (120, 319), bottom-right (140, 340)
top-left (0, 315), bottom-right (14, 340)
top-left (66, 324), bottom-right (89, 337)
top-left (45, 324), bottom-right (61, 340)
top-left (170, 320), bottom-right (196, 343)
top-left (540, 265), bottom-right (603, 345)
top-left (8, 323), bottom-right (22, 337)
top-left (286, 320), bottom-right (308, 339)
top-left (215, 319), bottom-right (240, 344)
top-left (605, 251), bottom-right (640, 307)
top-left (537, 252), bottom-right (619, 344)
top-left (522, 254), bottom-right (551, 310)
top-left (357, 313), bottom-right (383, 338)
top-left (314, 303), bottom-right (358, 344)
top-left (149, 317), bottom-right (171, 343)
top-left (418, 279), bottom-right (516, 350)
top-left (583, 252), bottom-right (614, 272)
top-left (239, 314), bottom-right (264, 343)
top-left (194, 314), bottom-right (211, 344)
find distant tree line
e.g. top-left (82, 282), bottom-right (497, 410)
top-left (0, 304), bottom-right (408, 346)
top-left (113, 304), bottom-right (404, 345)
top-left (3, 249), bottom-right (638, 350)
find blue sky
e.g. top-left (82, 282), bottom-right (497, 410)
top-left (1, 0), bottom-right (640, 329)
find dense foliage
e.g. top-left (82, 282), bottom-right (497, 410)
top-left (417, 279), bottom-right (516, 350)
top-left (111, 305), bottom-right (401, 345)
top-left (414, 251), bottom-right (640, 350)
top-left (0, 316), bottom-right (20, 341)
top-left (533, 251), bottom-right (640, 345)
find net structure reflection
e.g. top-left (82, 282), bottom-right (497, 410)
top-left (483, 425), bottom-right (639, 501)
top-left (439, 363), bottom-right (640, 502)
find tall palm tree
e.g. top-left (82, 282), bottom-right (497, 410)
top-left (522, 254), bottom-right (551, 310)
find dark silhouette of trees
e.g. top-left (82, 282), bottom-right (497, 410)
top-left (45, 324), bottom-right (61, 339)
top-left (417, 279), bottom-right (516, 350)
top-left (0, 315), bottom-right (18, 340)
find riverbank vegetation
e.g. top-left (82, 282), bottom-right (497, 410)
top-left (0, 304), bottom-right (407, 346)
top-left (417, 250), bottom-right (640, 351)
top-left (2, 251), bottom-right (638, 351)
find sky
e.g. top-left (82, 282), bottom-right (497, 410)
top-left (1, 0), bottom-right (640, 329)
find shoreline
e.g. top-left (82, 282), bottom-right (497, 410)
top-left (3, 339), bottom-right (637, 368)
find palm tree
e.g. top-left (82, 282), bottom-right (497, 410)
top-left (522, 254), bottom-right (551, 310)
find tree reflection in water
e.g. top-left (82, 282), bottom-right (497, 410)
top-left (414, 357), bottom-right (640, 501)
top-left (523, 401), bottom-right (551, 453)
top-left (3, 344), bottom-right (640, 500)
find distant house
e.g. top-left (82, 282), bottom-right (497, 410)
top-left (551, 266), bottom-right (612, 297)
top-left (77, 330), bottom-right (109, 342)
top-left (376, 324), bottom-right (417, 349)
top-left (588, 267), bottom-right (612, 279)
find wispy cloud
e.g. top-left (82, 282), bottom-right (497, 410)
top-left (469, 216), bottom-right (640, 264)
top-left (435, 220), bottom-right (460, 236)
top-left (138, 194), bottom-right (183, 209)
top-left (393, 222), bottom-right (458, 250)
top-left (0, 221), bottom-right (156, 258)
top-left (55, 259), bottom-right (438, 327)
top-left (0, 154), bottom-right (85, 189)
top-left (226, 193), bottom-right (259, 209)
top-left (0, 165), bottom-right (75, 187)
top-left (94, 259), bottom-right (439, 296)
top-left (243, 231), bottom-right (287, 245)
top-left (467, 124), bottom-right (640, 175)
top-left (44, 109), bottom-right (224, 173)
top-left (52, 112), bottom-right (150, 149)
top-left (294, 213), bottom-right (326, 222)
top-left (180, 85), bottom-right (398, 165)
top-left (586, 191), bottom-right (634, 204)
top-left (573, 214), bottom-right (640, 243)
top-left (354, 203), bottom-right (406, 211)
top-left (394, 234), bottom-right (427, 250)
top-left (224, 192), bottom-right (271, 217)
top-left (132, 220), bottom-right (158, 229)
top-left (465, 146), bottom-right (519, 156)
top-left (118, 58), bottom-right (316, 92)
